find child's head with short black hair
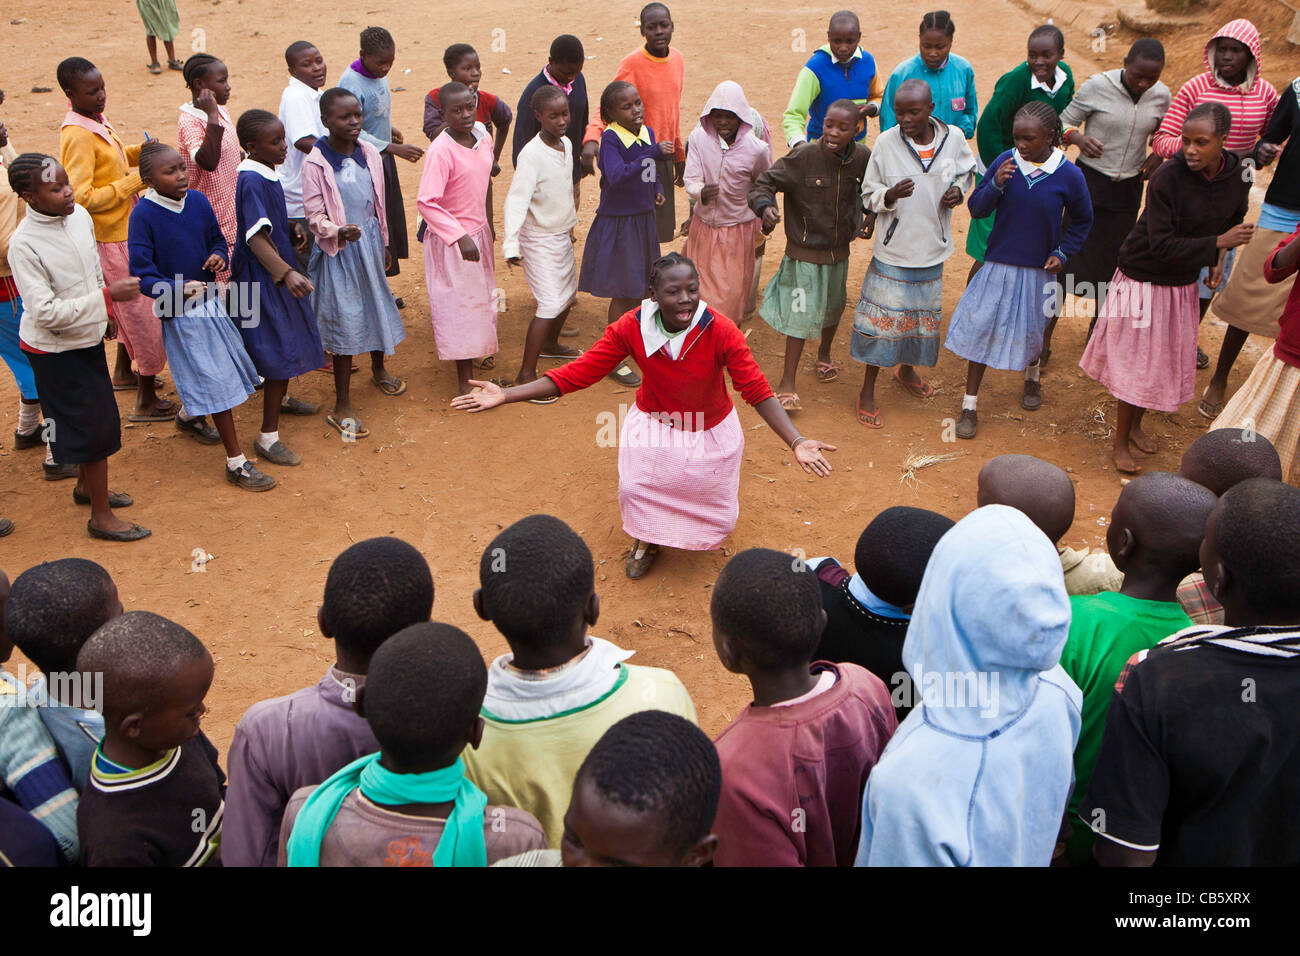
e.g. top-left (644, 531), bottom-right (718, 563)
top-left (285, 40), bottom-right (327, 90)
top-left (4, 559), bottom-right (121, 677)
top-left (855, 507), bottom-right (956, 611)
top-left (78, 612), bottom-right (213, 762)
top-left (56, 57), bottom-right (103, 118)
top-left (357, 622), bottom-right (486, 771)
top-left (827, 10), bottom-right (862, 63)
top-left (640, 3), bottom-right (674, 58)
top-left (1202, 478), bottom-right (1300, 625)
top-left (443, 43), bottom-right (481, 91)
top-left (319, 537), bottom-right (434, 670)
top-left (547, 34), bottom-right (585, 86)
top-left (977, 454), bottom-right (1074, 545)
top-left (1026, 23), bottom-right (1065, 88)
top-left (711, 547), bottom-right (826, 675)
top-left (474, 515), bottom-right (596, 666)
top-left (562, 710), bottom-right (720, 867)
top-left (821, 98), bottom-right (860, 152)
top-left (438, 82), bottom-right (477, 135)
top-left (1107, 472), bottom-right (1218, 588)
top-left (1179, 428), bottom-right (1282, 497)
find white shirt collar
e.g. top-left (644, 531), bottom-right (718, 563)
top-left (142, 187), bottom-right (186, 212)
top-left (483, 637), bottom-right (636, 721)
top-left (180, 101), bottom-right (230, 123)
top-left (238, 157), bottom-right (280, 181)
top-left (639, 298), bottom-right (707, 358)
top-left (1014, 147), bottom-right (1066, 181)
top-left (288, 75), bottom-right (324, 98)
top-left (1029, 65), bottom-right (1068, 96)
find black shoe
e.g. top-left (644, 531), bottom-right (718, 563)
top-left (86, 519), bottom-right (151, 542)
top-left (956, 408), bottom-right (978, 440)
top-left (279, 396), bottom-right (320, 416)
top-left (176, 415), bottom-right (221, 445)
top-left (1196, 346), bottom-right (1210, 370)
top-left (394, 296), bottom-right (406, 310)
top-left (73, 487), bottom-right (133, 508)
top-left (226, 460), bottom-right (277, 491)
top-left (12, 429), bottom-right (43, 450)
top-left (1021, 379), bottom-right (1042, 411)
top-left (254, 439), bottom-right (301, 466)
top-left (43, 462), bottom-right (78, 481)
top-left (0, 517), bottom-right (13, 537)
top-left (625, 542), bottom-right (658, 579)
top-left (608, 364), bottom-right (641, 387)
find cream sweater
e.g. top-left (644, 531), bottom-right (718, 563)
top-left (9, 205), bottom-right (110, 352)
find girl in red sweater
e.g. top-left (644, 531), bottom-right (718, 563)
top-left (453, 252), bottom-right (836, 578)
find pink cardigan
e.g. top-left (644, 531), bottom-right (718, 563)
top-left (300, 139), bottom-right (389, 257)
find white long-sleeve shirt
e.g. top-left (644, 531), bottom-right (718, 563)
top-left (501, 134), bottom-right (578, 259)
top-left (9, 204), bottom-right (110, 352)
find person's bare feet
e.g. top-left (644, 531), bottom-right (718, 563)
top-left (1113, 444), bottom-right (1140, 474)
top-left (1129, 424), bottom-right (1158, 455)
top-left (133, 398), bottom-right (177, 418)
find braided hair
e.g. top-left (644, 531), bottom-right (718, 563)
top-left (236, 108), bottom-right (279, 152)
top-left (1187, 102), bottom-right (1232, 138)
top-left (360, 26), bottom-right (394, 56)
top-left (920, 10), bottom-right (955, 37)
top-left (182, 53), bottom-right (222, 92)
top-left (6, 153), bottom-right (57, 197)
top-left (137, 140), bottom-right (178, 183)
top-left (649, 251), bottom-right (696, 290)
top-left (1015, 100), bottom-right (1063, 147)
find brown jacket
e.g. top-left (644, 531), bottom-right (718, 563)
top-left (748, 138), bottom-right (870, 264)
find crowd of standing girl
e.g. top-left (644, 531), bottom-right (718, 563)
top-left (1, 6), bottom-right (1296, 551)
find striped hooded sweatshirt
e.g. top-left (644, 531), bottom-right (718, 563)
top-left (1152, 19), bottom-right (1279, 158)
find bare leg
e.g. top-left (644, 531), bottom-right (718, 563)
top-left (778, 335), bottom-right (805, 395)
top-left (1203, 325), bottom-right (1250, 409)
top-left (332, 353), bottom-right (353, 419)
top-left (858, 365), bottom-right (881, 413)
top-left (607, 297), bottom-right (638, 325)
top-left (82, 460), bottom-right (132, 534)
top-left (146, 36), bottom-right (158, 65)
top-left (135, 374), bottom-right (169, 417)
top-left (211, 409), bottom-right (241, 458)
top-left (1114, 400), bottom-right (1140, 473)
top-left (816, 318), bottom-right (841, 365)
top-left (1039, 315), bottom-right (1058, 362)
top-left (517, 314), bottom-right (553, 384)
top-left (112, 344), bottom-right (135, 386)
top-left (541, 305), bottom-right (571, 351)
top-left (896, 363), bottom-right (923, 387)
top-left (456, 358), bottom-right (474, 394)
top-left (1129, 405), bottom-right (1157, 454)
top-left (261, 379), bottom-right (288, 433)
top-left (966, 259), bottom-right (983, 286)
top-left (965, 361), bottom-right (987, 396)
top-left (163, 39), bottom-right (177, 63)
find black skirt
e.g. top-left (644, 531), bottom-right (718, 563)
top-left (26, 343), bottom-right (121, 464)
top-left (1065, 164), bottom-right (1144, 291)
top-left (381, 151), bottom-right (409, 271)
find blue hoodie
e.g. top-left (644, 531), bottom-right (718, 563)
top-left (855, 505), bottom-right (1082, 866)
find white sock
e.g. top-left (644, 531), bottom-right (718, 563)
top-left (962, 394), bottom-right (978, 411)
top-left (226, 454), bottom-right (247, 471)
top-left (1025, 360), bottom-right (1041, 383)
top-left (17, 403), bottom-right (41, 434)
top-left (257, 431), bottom-right (279, 448)
top-left (177, 408), bottom-right (199, 423)
top-left (44, 444), bottom-right (55, 465)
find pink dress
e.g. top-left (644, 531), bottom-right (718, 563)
top-left (178, 103), bottom-right (241, 281)
top-left (416, 124), bottom-right (498, 361)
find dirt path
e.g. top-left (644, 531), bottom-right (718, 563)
top-left (0, 0), bottom-right (1280, 748)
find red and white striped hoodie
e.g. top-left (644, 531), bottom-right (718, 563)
top-left (1152, 18), bottom-right (1279, 157)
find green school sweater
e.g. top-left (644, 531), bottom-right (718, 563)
top-left (975, 61), bottom-right (1076, 168)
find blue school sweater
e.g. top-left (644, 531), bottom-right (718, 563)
top-left (968, 149), bottom-right (1092, 268)
top-left (127, 190), bottom-right (228, 314)
top-left (788, 46), bottom-right (879, 142)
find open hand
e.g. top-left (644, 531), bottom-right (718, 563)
top-left (457, 234), bottom-right (480, 261)
top-left (794, 438), bottom-right (836, 477)
top-left (104, 318), bottom-right (117, 340)
top-left (451, 379), bottom-right (504, 412)
top-left (392, 142), bottom-right (424, 162)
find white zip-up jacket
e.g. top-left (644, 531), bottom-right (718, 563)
top-left (9, 204), bottom-right (111, 352)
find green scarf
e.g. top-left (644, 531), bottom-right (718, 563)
top-left (285, 754), bottom-right (488, 867)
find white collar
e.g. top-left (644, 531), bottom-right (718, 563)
top-left (483, 637), bottom-right (636, 721)
top-left (288, 75), bottom-right (324, 98)
top-left (1029, 65), bottom-right (1068, 95)
top-left (179, 101), bottom-right (229, 123)
top-left (143, 187), bottom-right (186, 212)
top-left (238, 157), bottom-right (280, 181)
top-left (639, 297), bottom-right (707, 357)
top-left (1014, 147), bottom-right (1065, 181)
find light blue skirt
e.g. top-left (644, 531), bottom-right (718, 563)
top-left (161, 294), bottom-right (260, 417)
top-left (851, 259), bottom-right (944, 368)
top-left (310, 217), bottom-right (406, 356)
top-left (945, 261), bottom-right (1053, 371)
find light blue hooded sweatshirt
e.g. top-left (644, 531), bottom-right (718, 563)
top-left (855, 505), bottom-right (1082, 866)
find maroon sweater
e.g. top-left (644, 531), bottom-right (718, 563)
top-left (712, 663), bottom-right (897, 867)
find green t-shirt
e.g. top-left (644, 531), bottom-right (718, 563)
top-left (1059, 591), bottom-right (1191, 863)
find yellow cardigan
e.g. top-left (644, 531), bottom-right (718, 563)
top-left (58, 119), bottom-right (143, 243)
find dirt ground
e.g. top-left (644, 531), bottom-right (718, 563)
top-left (0, 0), bottom-right (1294, 749)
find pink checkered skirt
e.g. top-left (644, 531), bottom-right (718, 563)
top-left (617, 403), bottom-right (744, 551)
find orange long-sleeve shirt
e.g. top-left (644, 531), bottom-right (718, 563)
top-left (583, 46), bottom-right (685, 162)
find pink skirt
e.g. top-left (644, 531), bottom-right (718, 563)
top-left (423, 223), bottom-right (499, 361)
top-left (682, 217), bottom-right (760, 324)
top-left (617, 403), bottom-right (744, 551)
top-left (1079, 269), bottom-right (1198, 412)
top-left (99, 240), bottom-right (166, 375)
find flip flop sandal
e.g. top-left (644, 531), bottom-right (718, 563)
top-left (73, 488), bottom-right (133, 508)
top-left (816, 360), bottom-right (841, 383)
top-left (1198, 390), bottom-right (1224, 421)
top-left (372, 375), bottom-right (407, 396)
top-left (488, 377), bottom-right (515, 388)
top-left (856, 402), bottom-right (883, 429)
top-left (326, 415), bottom-right (370, 440)
top-left (473, 355), bottom-right (497, 371)
top-left (87, 520), bottom-right (151, 542)
top-left (529, 394), bottom-right (560, 405)
top-left (892, 368), bottom-right (934, 399)
top-left (776, 392), bottom-right (802, 411)
top-left (167, 59), bottom-right (185, 71)
top-left (127, 403), bottom-right (177, 422)
top-left (539, 346), bottom-right (583, 359)
top-left (559, 327), bottom-right (581, 338)
top-left (147, 62), bottom-right (162, 75)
